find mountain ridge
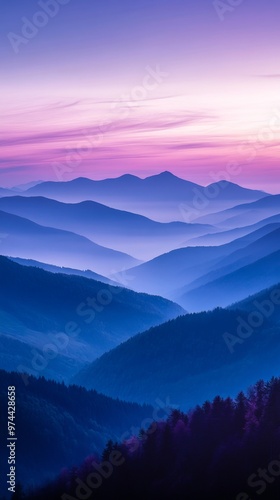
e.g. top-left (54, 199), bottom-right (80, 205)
top-left (16, 173), bottom-right (268, 223)
top-left (74, 285), bottom-right (280, 408)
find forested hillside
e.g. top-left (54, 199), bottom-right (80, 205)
top-left (21, 377), bottom-right (280, 499)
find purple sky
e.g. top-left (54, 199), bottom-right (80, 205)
top-left (1, 0), bottom-right (280, 191)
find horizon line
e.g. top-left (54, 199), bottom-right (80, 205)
top-left (0, 170), bottom-right (274, 194)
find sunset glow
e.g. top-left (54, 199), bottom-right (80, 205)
top-left (1, 0), bottom-right (280, 191)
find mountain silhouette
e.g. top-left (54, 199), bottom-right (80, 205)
top-left (0, 195), bottom-right (215, 260)
top-left (0, 209), bottom-right (139, 275)
top-left (0, 369), bottom-right (153, 492)
top-left (9, 256), bottom-right (119, 286)
top-left (178, 249), bottom-right (280, 311)
top-left (74, 285), bottom-right (280, 408)
top-left (21, 173), bottom-right (267, 222)
top-left (187, 213), bottom-right (280, 246)
top-left (194, 194), bottom-right (280, 227)
top-left (0, 256), bottom-right (184, 380)
top-left (125, 224), bottom-right (280, 298)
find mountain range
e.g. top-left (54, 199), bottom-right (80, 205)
top-left (0, 210), bottom-right (139, 276)
top-left (0, 195), bottom-right (215, 260)
top-left (194, 194), bottom-right (280, 227)
top-left (9, 257), bottom-right (118, 286)
top-left (0, 173), bottom-right (279, 499)
top-left (124, 224), bottom-right (280, 307)
top-left (0, 256), bottom-right (183, 381)
top-left (187, 213), bottom-right (280, 246)
top-left (174, 226), bottom-right (280, 309)
top-left (3, 172), bottom-right (267, 222)
top-left (74, 284), bottom-right (280, 409)
top-left (0, 369), bottom-right (154, 491)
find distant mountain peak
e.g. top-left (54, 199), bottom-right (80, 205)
top-left (11, 180), bottom-right (44, 191)
top-left (70, 177), bottom-right (93, 183)
top-left (152, 171), bottom-right (178, 179)
top-left (118, 173), bottom-right (139, 180)
top-left (160, 170), bottom-right (176, 176)
top-left (206, 179), bottom-right (268, 195)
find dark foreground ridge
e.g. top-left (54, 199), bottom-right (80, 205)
top-left (18, 376), bottom-right (280, 500)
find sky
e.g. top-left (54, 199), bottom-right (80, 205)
top-left (0, 0), bottom-right (280, 191)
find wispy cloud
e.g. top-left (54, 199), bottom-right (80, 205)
top-left (0, 112), bottom-right (215, 148)
top-left (255, 74), bottom-right (280, 79)
top-left (167, 142), bottom-right (223, 150)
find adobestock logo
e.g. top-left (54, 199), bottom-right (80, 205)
top-left (223, 288), bottom-right (280, 353)
top-left (7, 0), bottom-right (71, 54)
top-left (17, 269), bottom-right (133, 386)
top-left (213, 0), bottom-right (246, 22)
top-left (51, 64), bottom-right (169, 181)
top-left (237, 454), bottom-right (280, 499)
top-left (61, 451), bottom-right (125, 500)
top-left (179, 162), bottom-right (241, 223)
top-left (61, 397), bottom-right (173, 500)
